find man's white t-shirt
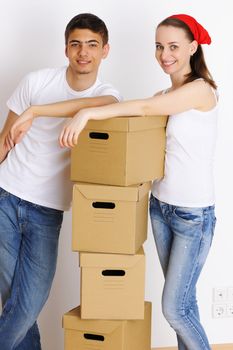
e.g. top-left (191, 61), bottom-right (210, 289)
top-left (0, 67), bottom-right (122, 211)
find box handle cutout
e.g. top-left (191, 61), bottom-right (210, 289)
top-left (102, 269), bottom-right (126, 276)
top-left (92, 202), bottom-right (115, 209)
top-left (89, 132), bottom-right (109, 140)
top-left (84, 333), bottom-right (105, 341)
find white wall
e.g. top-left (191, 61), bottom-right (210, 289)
top-left (0, 0), bottom-right (232, 348)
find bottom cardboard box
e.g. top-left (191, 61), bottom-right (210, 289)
top-left (63, 301), bottom-right (151, 350)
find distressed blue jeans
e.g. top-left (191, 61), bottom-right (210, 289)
top-left (0, 187), bottom-right (63, 350)
top-left (149, 194), bottom-right (216, 350)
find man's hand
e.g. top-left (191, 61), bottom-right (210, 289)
top-left (0, 110), bottom-right (19, 164)
top-left (10, 107), bottom-right (35, 144)
top-left (0, 135), bottom-right (14, 164)
top-left (59, 110), bottom-right (89, 148)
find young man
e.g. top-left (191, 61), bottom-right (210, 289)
top-left (0, 13), bottom-right (121, 349)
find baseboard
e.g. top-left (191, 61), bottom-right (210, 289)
top-left (153, 344), bottom-right (233, 350)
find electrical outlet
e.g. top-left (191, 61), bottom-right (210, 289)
top-left (212, 286), bottom-right (233, 318)
top-left (213, 287), bottom-right (227, 302)
top-left (227, 287), bottom-right (233, 301)
top-left (212, 303), bottom-right (227, 318)
top-left (226, 303), bottom-right (233, 317)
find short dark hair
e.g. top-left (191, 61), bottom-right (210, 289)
top-left (65, 13), bottom-right (108, 46)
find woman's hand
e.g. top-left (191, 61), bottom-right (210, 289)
top-left (59, 110), bottom-right (89, 148)
top-left (10, 107), bottom-right (36, 144)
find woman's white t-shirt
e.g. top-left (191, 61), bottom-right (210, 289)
top-left (152, 89), bottom-right (218, 207)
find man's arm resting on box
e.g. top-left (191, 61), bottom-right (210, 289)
top-left (10, 95), bottom-right (118, 144)
top-left (31, 95), bottom-right (118, 118)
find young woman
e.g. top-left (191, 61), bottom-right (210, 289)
top-left (10, 14), bottom-right (218, 350)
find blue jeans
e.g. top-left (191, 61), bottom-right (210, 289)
top-left (0, 187), bottom-right (63, 350)
top-left (149, 195), bottom-right (216, 350)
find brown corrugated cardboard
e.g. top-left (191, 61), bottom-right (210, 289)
top-left (71, 116), bottom-right (167, 186)
top-left (63, 302), bottom-right (152, 350)
top-left (72, 182), bottom-right (151, 254)
top-left (79, 248), bottom-right (145, 319)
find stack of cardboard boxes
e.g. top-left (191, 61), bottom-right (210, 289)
top-left (62, 115), bottom-right (167, 350)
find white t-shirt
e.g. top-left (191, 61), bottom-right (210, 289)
top-left (0, 66), bottom-right (122, 211)
top-left (152, 93), bottom-right (218, 207)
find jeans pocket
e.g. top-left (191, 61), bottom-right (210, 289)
top-left (149, 194), bottom-right (159, 216)
top-left (174, 207), bottom-right (203, 225)
top-left (29, 203), bottom-right (64, 228)
top-left (0, 187), bottom-right (10, 199)
top-left (210, 213), bottom-right (217, 238)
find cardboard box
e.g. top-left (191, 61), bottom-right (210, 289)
top-left (63, 302), bottom-right (151, 350)
top-left (79, 248), bottom-right (145, 319)
top-left (71, 116), bottom-right (167, 186)
top-left (72, 182), bottom-right (151, 254)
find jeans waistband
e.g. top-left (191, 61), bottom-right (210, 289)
top-left (151, 194), bottom-right (215, 213)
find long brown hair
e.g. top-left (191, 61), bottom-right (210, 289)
top-left (157, 18), bottom-right (217, 89)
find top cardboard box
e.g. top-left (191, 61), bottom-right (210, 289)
top-left (71, 115), bottom-right (167, 186)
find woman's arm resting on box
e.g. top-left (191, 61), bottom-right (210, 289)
top-left (59, 80), bottom-right (214, 148)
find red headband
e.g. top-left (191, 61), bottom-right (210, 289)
top-left (169, 14), bottom-right (211, 45)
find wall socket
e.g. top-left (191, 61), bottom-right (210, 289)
top-left (212, 287), bottom-right (233, 318)
top-left (228, 287), bottom-right (233, 301)
top-left (213, 287), bottom-right (228, 302)
top-left (226, 303), bottom-right (233, 317)
top-left (212, 303), bottom-right (227, 318)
